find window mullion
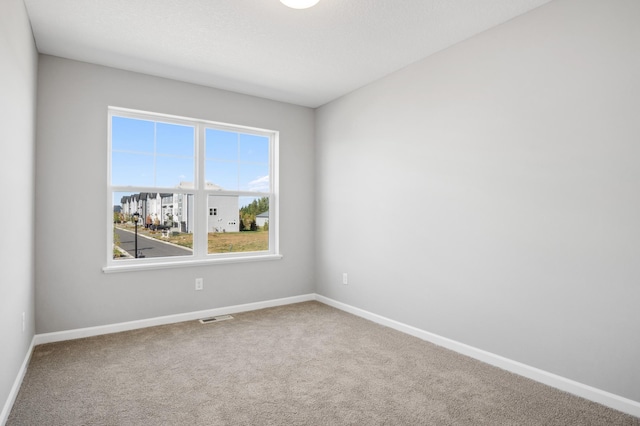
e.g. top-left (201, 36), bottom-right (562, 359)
top-left (194, 123), bottom-right (207, 258)
top-left (269, 133), bottom-right (278, 255)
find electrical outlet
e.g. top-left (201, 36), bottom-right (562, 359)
top-left (342, 273), bottom-right (348, 285)
top-left (195, 278), bottom-right (203, 291)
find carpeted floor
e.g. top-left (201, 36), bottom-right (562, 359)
top-left (7, 301), bottom-right (639, 425)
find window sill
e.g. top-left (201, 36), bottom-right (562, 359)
top-left (102, 253), bottom-right (283, 274)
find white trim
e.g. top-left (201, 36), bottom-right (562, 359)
top-left (34, 294), bottom-right (314, 345)
top-left (109, 106), bottom-right (275, 135)
top-left (315, 295), bottom-right (640, 419)
top-left (107, 106), bottom-right (280, 269)
top-left (13, 294), bottom-right (639, 421)
top-left (102, 253), bottom-right (283, 273)
top-left (1, 336), bottom-right (35, 426)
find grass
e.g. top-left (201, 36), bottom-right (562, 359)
top-left (207, 231), bottom-right (268, 253)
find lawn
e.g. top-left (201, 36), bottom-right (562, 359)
top-left (207, 231), bottom-right (269, 253)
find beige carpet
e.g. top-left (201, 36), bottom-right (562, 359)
top-left (7, 301), bottom-right (639, 425)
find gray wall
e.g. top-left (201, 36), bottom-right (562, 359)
top-left (35, 56), bottom-right (315, 333)
top-left (0, 0), bottom-right (38, 415)
top-left (315, 0), bottom-right (640, 402)
top-left (10, 0), bottom-right (640, 411)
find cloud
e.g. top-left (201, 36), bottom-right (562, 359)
top-left (248, 175), bottom-right (269, 191)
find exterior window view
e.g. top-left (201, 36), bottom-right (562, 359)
top-left (109, 109), bottom-right (275, 263)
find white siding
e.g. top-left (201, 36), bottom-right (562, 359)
top-left (207, 195), bottom-right (239, 233)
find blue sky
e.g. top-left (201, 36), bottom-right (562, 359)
top-left (111, 116), bottom-right (270, 192)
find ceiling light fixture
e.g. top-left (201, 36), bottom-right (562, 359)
top-left (280, 0), bottom-right (320, 9)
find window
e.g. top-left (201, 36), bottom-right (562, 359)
top-left (106, 107), bottom-right (279, 271)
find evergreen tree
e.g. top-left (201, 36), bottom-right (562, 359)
top-left (239, 196), bottom-right (269, 231)
top-left (239, 196), bottom-right (269, 216)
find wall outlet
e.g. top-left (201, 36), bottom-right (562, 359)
top-left (342, 273), bottom-right (348, 285)
top-left (195, 278), bottom-right (203, 291)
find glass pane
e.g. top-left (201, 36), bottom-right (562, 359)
top-left (207, 195), bottom-right (269, 254)
top-left (112, 116), bottom-right (154, 152)
top-left (155, 156), bottom-right (194, 188)
top-left (111, 116), bottom-right (195, 188)
top-left (156, 122), bottom-right (194, 156)
top-left (206, 129), bottom-right (238, 161)
top-left (111, 152), bottom-right (155, 187)
top-left (205, 160), bottom-right (238, 190)
top-left (205, 128), bottom-right (270, 192)
top-left (112, 191), bottom-right (194, 260)
top-left (239, 134), bottom-right (269, 163)
top-left (239, 163), bottom-right (270, 192)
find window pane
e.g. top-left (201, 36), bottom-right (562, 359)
top-left (112, 191), bottom-right (194, 260)
top-left (156, 122), bottom-right (194, 156)
top-left (240, 163), bottom-right (270, 192)
top-left (112, 117), bottom-right (154, 152)
top-left (111, 116), bottom-right (195, 188)
top-left (155, 156), bottom-right (194, 188)
top-left (207, 195), bottom-right (269, 254)
top-left (206, 129), bottom-right (238, 161)
top-left (205, 160), bottom-right (238, 191)
top-left (205, 128), bottom-right (270, 192)
top-left (111, 152), bottom-right (155, 187)
top-left (239, 134), bottom-right (269, 163)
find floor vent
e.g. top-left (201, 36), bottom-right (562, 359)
top-left (199, 315), bottom-right (234, 324)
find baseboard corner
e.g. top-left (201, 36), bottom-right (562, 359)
top-left (1, 335), bottom-right (36, 426)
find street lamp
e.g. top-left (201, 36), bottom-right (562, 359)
top-left (132, 211), bottom-right (140, 258)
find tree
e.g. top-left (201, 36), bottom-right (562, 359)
top-left (239, 196), bottom-right (269, 217)
top-left (239, 196), bottom-right (269, 231)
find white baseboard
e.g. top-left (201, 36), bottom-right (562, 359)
top-left (1, 336), bottom-right (35, 426)
top-left (316, 295), bottom-right (640, 417)
top-left (3, 294), bottom-right (315, 424)
top-left (34, 293), bottom-right (315, 345)
top-left (13, 293), bottom-right (639, 421)
top-left (315, 294), bottom-right (640, 419)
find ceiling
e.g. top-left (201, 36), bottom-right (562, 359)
top-left (23, 0), bottom-right (552, 108)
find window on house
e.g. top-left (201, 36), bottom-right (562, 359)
top-left (107, 108), bottom-right (278, 271)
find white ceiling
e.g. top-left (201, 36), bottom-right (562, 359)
top-left (23, 0), bottom-right (552, 108)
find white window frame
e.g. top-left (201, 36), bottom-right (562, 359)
top-left (104, 107), bottom-right (280, 273)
